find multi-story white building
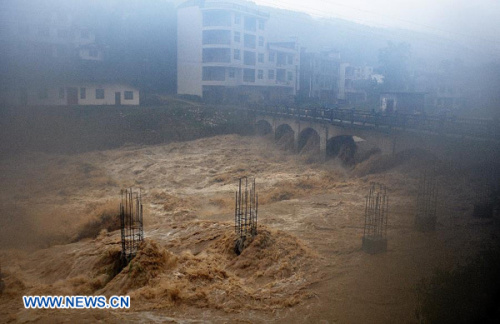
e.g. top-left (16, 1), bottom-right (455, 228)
top-left (177, 0), bottom-right (300, 103)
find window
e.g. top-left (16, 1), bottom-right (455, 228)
top-left (287, 71), bottom-right (293, 81)
top-left (268, 69), bottom-right (275, 79)
top-left (258, 53), bottom-right (264, 63)
top-left (80, 87), bottom-right (86, 99)
top-left (244, 34), bottom-right (256, 49)
top-left (89, 49), bottom-right (98, 57)
top-left (287, 54), bottom-right (293, 65)
top-left (234, 49), bottom-right (240, 60)
top-left (203, 48), bottom-right (231, 63)
top-left (234, 31), bottom-right (240, 42)
top-left (243, 69), bottom-right (255, 82)
top-left (277, 52), bottom-right (286, 66)
top-left (276, 69), bottom-right (286, 82)
top-left (243, 51), bottom-right (256, 65)
top-left (228, 69), bottom-right (235, 78)
top-left (269, 52), bottom-right (275, 62)
top-left (234, 14), bottom-right (241, 24)
top-left (203, 30), bottom-right (231, 45)
top-left (203, 10), bottom-right (231, 27)
top-left (124, 91), bottom-right (134, 100)
top-left (202, 67), bottom-right (226, 81)
top-left (258, 19), bottom-right (265, 30)
top-left (258, 36), bottom-right (264, 46)
top-left (96, 88), bottom-right (105, 99)
top-left (38, 88), bottom-right (48, 99)
top-left (345, 66), bottom-right (354, 78)
top-left (257, 70), bottom-right (263, 79)
top-left (244, 17), bottom-right (256, 31)
top-left (59, 87), bottom-right (65, 99)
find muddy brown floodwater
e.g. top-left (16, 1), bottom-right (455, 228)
top-left (0, 134), bottom-right (496, 323)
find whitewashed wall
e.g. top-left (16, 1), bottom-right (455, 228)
top-left (77, 84), bottom-right (139, 105)
top-left (0, 83), bottom-right (140, 106)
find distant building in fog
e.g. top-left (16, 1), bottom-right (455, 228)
top-left (414, 68), bottom-right (466, 114)
top-left (0, 2), bottom-right (139, 106)
top-left (177, 0), bottom-right (300, 103)
top-left (338, 64), bottom-right (376, 104)
top-left (0, 4), bottom-right (103, 63)
top-left (379, 92), bottom-right (426, 114)
top-left (299, 49), bottom-right (340, 102)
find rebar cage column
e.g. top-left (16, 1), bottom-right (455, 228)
top-left (234, 177), bottom-right (258, 254)
top-left (362, 183), bottom-right (389, 254)
top-left (120, 188), bottom-right (144, 262)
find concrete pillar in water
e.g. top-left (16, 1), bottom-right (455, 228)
top-left (294, 120), bottom-right (300, 154)
top-left (320, 126), bottom-right (328, 162)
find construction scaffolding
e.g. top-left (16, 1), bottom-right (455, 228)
top-left (120, 188), bottom-right (144, 262)
top-left (415, 172), bottom-right (438, 231)
top-left (234, 177), bottom-right (258, 254)
top-left (362, 183), bottom-right (388, 254)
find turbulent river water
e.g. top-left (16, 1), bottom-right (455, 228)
top-left (0, 134), bottom-right (496, 323)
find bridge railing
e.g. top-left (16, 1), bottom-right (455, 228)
top-left (248, 105), bottom-right (499, 140)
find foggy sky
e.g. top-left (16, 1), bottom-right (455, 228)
top-left (253, 0), bottom-right (500, 56)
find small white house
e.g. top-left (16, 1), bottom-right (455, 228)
top-left (75, 84), bottom-right (139, 106)
top-left (2, 83), bottom-right (140, 106)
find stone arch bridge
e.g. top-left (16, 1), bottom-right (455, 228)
top-left (255, 114), bottom-right (395, 163)
top-left (250, 107), bottom-right (500, 165)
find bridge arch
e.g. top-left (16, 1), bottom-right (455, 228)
top-left (275, 123), bottom-right (295, 151)
top-left (255, 119), bottom-right (273, 136)
top-left (326, 135), bottom-right (357, 165)
top-left (298, 127), bottom-right (320, 154)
